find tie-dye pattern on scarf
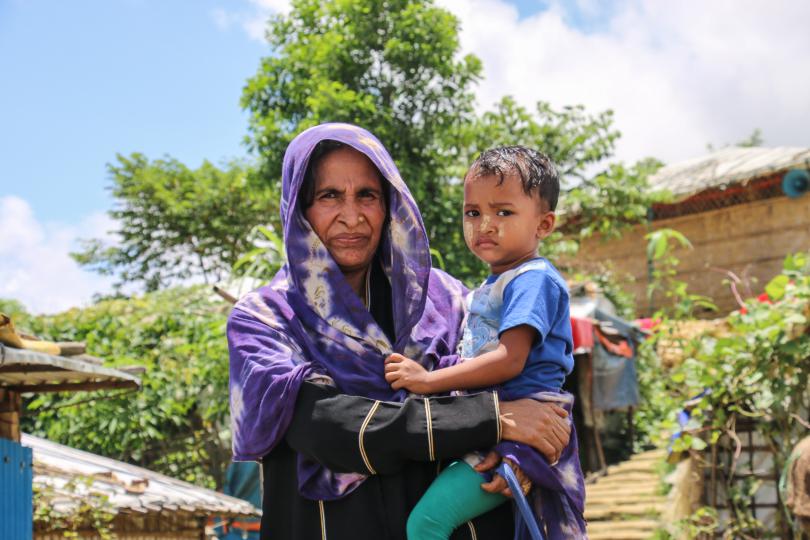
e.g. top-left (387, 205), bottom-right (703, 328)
top-left (495, 390), bottom-right (588, 539)
top-left (227, 123), bottom-right (467, 500)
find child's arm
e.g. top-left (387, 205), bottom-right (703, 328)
top-left (384, 324), bottom-right (536, 394)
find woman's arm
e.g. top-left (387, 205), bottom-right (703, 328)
top-left (385, 325), bottom-right (536, 394)
top-left (285, 382), bottom-right (499, 474)
top-left (285, 382), bottom-right (570, 475)
top-left (229, 301), bottom-right (570, 474)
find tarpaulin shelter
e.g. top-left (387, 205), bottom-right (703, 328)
top-left (564, 289), bottom-right (645, 474)
top-left (211, 461), bottom-right (261, 539)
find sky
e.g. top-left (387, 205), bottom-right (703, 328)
top-left (2, 0), bottom-right (809, 313)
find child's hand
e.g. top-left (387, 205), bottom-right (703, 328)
top-left (384, 353), bottom-right (432, 394)
top-left (476, 453), bottom-right (532, 497)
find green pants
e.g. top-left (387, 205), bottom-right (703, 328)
top-left (407, 460), bottom-right (507, 540)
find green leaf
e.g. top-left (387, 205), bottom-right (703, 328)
top-left (765, 275), bottom-right (790, 301)
top-left (784, 252), bottom-right (807, 272)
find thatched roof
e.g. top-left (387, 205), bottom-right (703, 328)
top-left (648, 146), bottom-right (810, 202)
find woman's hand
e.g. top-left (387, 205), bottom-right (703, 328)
top-left (475, 452), bottom-right (532, 497)
top-left (384, 353), bottom-right (432, 394)
top-left (499, 399), bottom-right (570, 463)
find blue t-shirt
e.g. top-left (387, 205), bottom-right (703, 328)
top-left (459, 258), bottom-right (574, 397)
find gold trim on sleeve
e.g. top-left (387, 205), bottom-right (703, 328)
top-left (359, 400), bottom-right (381, 475)
top-left (493, 391), bottom-right (502, 443)
top-left (467, 520), bottom-right (478, 540)
top-left (424, 398), bottom-right (435, 461)
top-left (318, 500), bottom-right (327, 540)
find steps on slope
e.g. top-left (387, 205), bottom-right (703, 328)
top-left (585, 449), bottom-right (667, 540)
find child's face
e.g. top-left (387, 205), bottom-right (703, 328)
top-left (462, 173), bottom-right (555, 275)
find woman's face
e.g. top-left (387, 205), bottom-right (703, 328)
top-left (304, 146), bottom-right (387, 275)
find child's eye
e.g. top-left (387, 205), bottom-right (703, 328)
top-left (464, 210), bottom-right (479, 218)
top-left (497, 210), bottom-right (513, 217)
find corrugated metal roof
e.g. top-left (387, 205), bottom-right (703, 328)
top-left (648, 146), bottom-right (810, 200)
top-left (22, 433), bottom-right (259, 518)
top-left (0, 346), bottom-right (140, 393)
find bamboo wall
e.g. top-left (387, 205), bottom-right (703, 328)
top-left (574, 195), bottom-right (810, 316)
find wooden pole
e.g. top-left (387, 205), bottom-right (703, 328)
top-left (213, 286), bottom-right (237, 305)
top-left (0, 388), bottom-right (21, 442)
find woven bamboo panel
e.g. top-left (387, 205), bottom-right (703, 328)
top-left (573, 195), bottom-right (810, 316)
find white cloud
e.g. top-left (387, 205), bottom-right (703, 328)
top-left (211, 0), bottom-right (291, 43)
top-left (210, 7), bottom-right (239, 32)
top-left (438, 0), bottom-right (810, 165)
top-left (220, 0), bottom-right (810, 165)
top-left (0, 196), bottom-right (118, 314)
top-left (248, 0), bottom-right (290, 13)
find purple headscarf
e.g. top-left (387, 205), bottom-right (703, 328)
top-left (227, 123), bottom-right (466, 499)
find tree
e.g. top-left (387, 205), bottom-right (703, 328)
top-left (706, 128), bottom-right (764, 152)
top-left (242, 0), bottom-right (484, 277)
top-left (459, 97), bottom-right (620, 182)
top-left (73, 0), bottom-right (657, 288)
top-left (457, 97), bottom-right (665, 255)
top-left (562, 159), bottom-right (666, 241)
top-left (736, 128), bottom-right (764, 148)
top-left (20, 286), bottom-right (232, 489)
top-left (73, 154), bottom-right (274, 291)
top-left (242, 0), bottom-right (643, 283)
top-left (242, 0), bottom-right (481, 190)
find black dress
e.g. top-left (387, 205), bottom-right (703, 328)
top-left (261, 384), bottom-right (514, 539)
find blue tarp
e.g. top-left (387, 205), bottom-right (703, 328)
top-left (214, 461), bottom-right (260, 540)
top-left (591, 309), bottom-right (641, 410)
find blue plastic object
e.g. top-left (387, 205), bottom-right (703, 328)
top-left (782, 169), bottom-right (810, 198)
top-left (496, 461), bottom-right (545, 540)
top-left (0, 438), bottom-right (33, 540)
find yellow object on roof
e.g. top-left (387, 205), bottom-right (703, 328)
top-left (0, 313), bottom-right (60, 355)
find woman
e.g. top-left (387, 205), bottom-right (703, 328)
top-left (228, 123), bottom-right (571, 539)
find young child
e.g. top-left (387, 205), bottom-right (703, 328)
top-left (384, 146), bottom-right (585, 539)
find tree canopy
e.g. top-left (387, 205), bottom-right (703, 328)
top-left (73, 154), bottom-right (274, 292)
top-left (19, 286), bottom-right (231, 489)
top-left (240, 0), bottom-right (656, 282)
top-left (74, 0), bottom-right (663, 289)
top-left (242, 0), bottom-right (481, 190)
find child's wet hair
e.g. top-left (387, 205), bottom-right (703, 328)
top-left (466, 146), bottom-right (560, 211)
